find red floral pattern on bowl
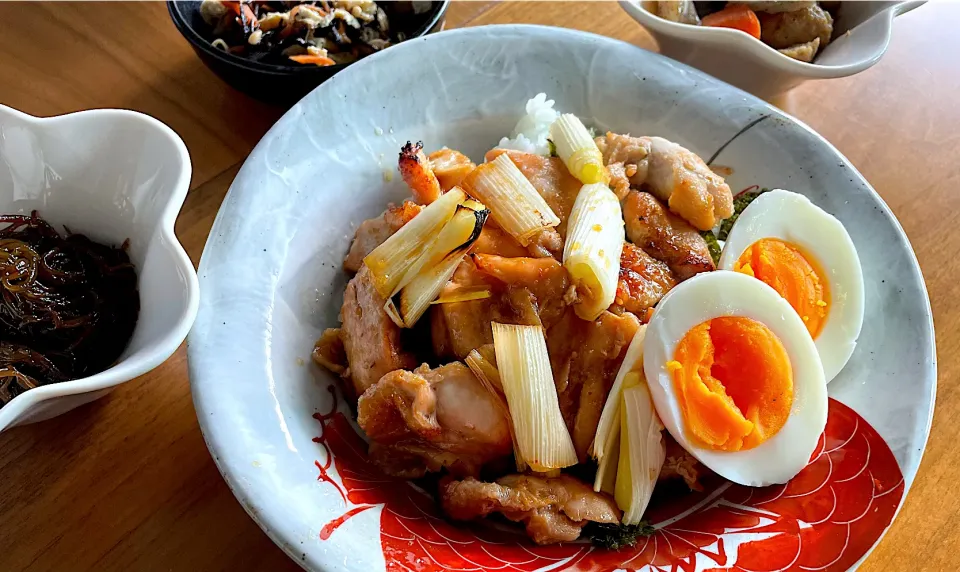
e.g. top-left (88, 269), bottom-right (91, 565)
top-left (314, 390), bottom-right (903, 572)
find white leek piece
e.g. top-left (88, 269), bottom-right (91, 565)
top-left (384, 199), bottom-right (488, 328)
top-left (492, 322), bottom-right (577, 472)
top-left (549, 114), bottom-right (608, 184)
top-left (364, 187), bottom-right (465, 298)
top-left (432, 285), bottom-right (492, 305)
top-left (563, 183), bottom-right (624, 321)
top-left (595, 432), bottom-right (620, 495)
top-left (385, 250), bottom-right (464, 328)
top-left (392, 200), bottom-right (486, 295)
top-left (615, 373), bottom-right (665, 525)
top-left (593, 325), bottom-right (646, 493)
top-left (464, 346), bottom-right (502, 393)
top-left (462, 153), bottom-right (560, 246)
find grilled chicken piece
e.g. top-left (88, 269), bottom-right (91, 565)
top-left (622, 190), bottom-right (715, 281)
top-left (759, 4), bottom-right (833, 50)
top-left (606, 162), bottom-right (639, 201)
top-left (399, 141), bottom-right (442, 204)
top-left (596, 133), bottom-right (733, 231)
top-left (473, 226), bottom-right (530, 258)
top-left (641, 135), bottom-right (732, 231)
top-left (343, 201), bottom-right (422, 273)
top-left (616, 242), bottom-right (676, 314)
top-left (440, 474), bottom-right (620, 545)
top-left (525, 228), bottom-right (564, 259)
top-left (428, 148), bottom-right (476, 192)
top-left (339, 266), bottom-right (417, 399)
top-left (431, 254), bottom-right (572, 361)
top-left (485, 149), bottom-right (582, 238)
top-left (312, 328), bottom-right (347, 375)
top-left (596, 132), bottom-right (650, 192)
top-left (548, 309), bottom-right (640, 460)
top-left (431, 257), bottom-right (500, 360)
top-left (472, 254), bottom-right (570, 328)
top-left (357, 362), bottom-right (512, 477)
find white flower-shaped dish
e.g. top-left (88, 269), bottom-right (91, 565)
top-left (0, 105), bottom-right (199, 431)
top-left (188, 25), bottom-right (935, 572)
top-left (621, 1), bottom-right (926, 99)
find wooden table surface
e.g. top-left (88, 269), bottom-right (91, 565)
top-left (0, 2), bottom-right (954, 570)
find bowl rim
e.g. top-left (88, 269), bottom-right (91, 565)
top-left (166, 0), bottom-right (450, 76)
top-left (0, 105), bottom-right (200, 430)
top-left (620, 0), bottom-right (925, 78)
top-left (187, 23), bottom-right (937, 572)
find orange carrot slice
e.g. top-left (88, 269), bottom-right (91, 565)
top-left (702, 4), bottom-right (761, 39)
top-left (223, 1), bottom-right (259, 28)
top-left (289, 54), bottom-right (337, 66)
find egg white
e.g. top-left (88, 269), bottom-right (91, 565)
top-left (718, 189), bottom-right (864, 383)
top-left (643, 271), bottom-right (827, 487)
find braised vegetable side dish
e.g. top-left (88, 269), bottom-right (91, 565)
top-left (647, 1), bottom-right (839, 62)
top-left (0, 212), bottom-right (139, 406)
top-left (199, 0), bottom-right (427, 66)
top-left (312, 94), bottom-right (864, 546)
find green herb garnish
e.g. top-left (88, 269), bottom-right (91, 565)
top-left (718, 187), bottom-right (769, 241)
top-left (584, 521), bottom-right (656, 550)
top-left (701, 230), bottom-right (721, 265)
top-left (547, 139), bottom-right (558, 157)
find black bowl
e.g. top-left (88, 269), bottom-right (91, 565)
top-left (168, 1), bottom-right (449, 106)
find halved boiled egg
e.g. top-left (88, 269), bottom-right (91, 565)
top-left (718, 189), bottom-right (864, 382)
top-left (643, 271), bottom-right (827, 486)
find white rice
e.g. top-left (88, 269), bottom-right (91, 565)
top-left (497, 93), bottom-right (559, 156)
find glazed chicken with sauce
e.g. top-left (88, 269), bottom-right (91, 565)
top-left (358, 362), bottom-right (513, 478)
top-left (313, 116), bottom-right (733, 545)
top-left (622, 189), bottom-right (717, 281)
top-left (440, 474), bottom-right (622, 544)
top-left (597, 132), bottom-right (733, 231)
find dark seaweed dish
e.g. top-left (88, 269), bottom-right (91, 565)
top-left (0, 212), bottom-right (139, 406)
top-left (199, 0), bottom-right (434, 67)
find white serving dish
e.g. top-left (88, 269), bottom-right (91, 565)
top-left (621, 1), bottom-right (925, 100)
top-left (187, 25), bottom-right (935, 572)
top-left (0, 105), bottom-right (199, 431)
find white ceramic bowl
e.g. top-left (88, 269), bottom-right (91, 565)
top-left (0, 105), bottom-right (199, 431)
top-left (188, 25), bottom-right (935, 572)
top-left (621, 1), bottom-right (925, 99)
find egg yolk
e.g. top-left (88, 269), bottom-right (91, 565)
top-left (733, 238), bottom-right (829, 338)
top-left (668, 317), bottom-right (793, 452)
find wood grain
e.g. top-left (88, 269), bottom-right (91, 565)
top-left (0, 2), bottom-right (955, 570)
